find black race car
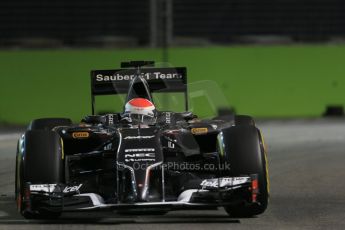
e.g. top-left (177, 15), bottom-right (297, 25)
top-left (15, 61), bottom-right (269, 219)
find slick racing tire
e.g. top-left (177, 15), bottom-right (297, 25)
top-left (219, 125), bottom-right (269, 217)
top-left (235, 115), bottom-right (255, 126)
top-left (15, 130), bottom-right (64, 219)
top-left (28, 118), bottom-right (72, 131)
top-left (212, 114), bottom-right (254, 126)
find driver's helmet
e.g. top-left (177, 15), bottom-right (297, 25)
top-left (124, 98), bottom-right (156, 124)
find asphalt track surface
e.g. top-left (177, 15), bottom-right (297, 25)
top-left (0, 119), bottom-right (344, 230)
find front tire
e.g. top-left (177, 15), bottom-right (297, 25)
top-left (16, 130), bottom-right (64, 219)
top-left (235, 115), bottom-right (255, 126)
top-left (219, 125), bottom-right (269, 217)
top-left (28, 118), bottom-right (72, 131)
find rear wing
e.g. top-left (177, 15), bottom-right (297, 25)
top-left (90, 67), bottom-right (188, 114)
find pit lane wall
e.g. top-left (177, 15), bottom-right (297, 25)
top-left (1, 45), bottom-right (345, 124)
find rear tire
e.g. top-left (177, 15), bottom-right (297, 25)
top-left (16, 130), bottom-right (64, 219)
top-left (219, 125), bottom-right (269, 217)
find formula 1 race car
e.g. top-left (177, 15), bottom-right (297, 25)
top-left (15, 61), bottom-right (269, 219)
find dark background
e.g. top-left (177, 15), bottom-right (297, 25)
top-left (1, 0), bottom-right (345, 47)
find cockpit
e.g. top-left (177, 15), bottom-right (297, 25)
top-left (122, 76), bottom-right (157, 125)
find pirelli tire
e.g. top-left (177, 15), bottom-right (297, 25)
top-left (218, 125), bottom-right (269, 217)
top-left (16, 130), bottom-right (64, 219)
top-left (235, 115), bottom-right (255, 126)
top-left (213, 114), bottom-right (255, 126)
top-left (28, 118), bottom-right (72, 131)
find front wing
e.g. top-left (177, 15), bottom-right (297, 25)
top-left (23, 175), bottom-right (260, 212)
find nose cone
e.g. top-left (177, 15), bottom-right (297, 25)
top-left (117, 128), bottom-right (163, 202)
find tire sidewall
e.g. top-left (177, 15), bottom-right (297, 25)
top-left (219, 125), bottom-right (269, 216)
